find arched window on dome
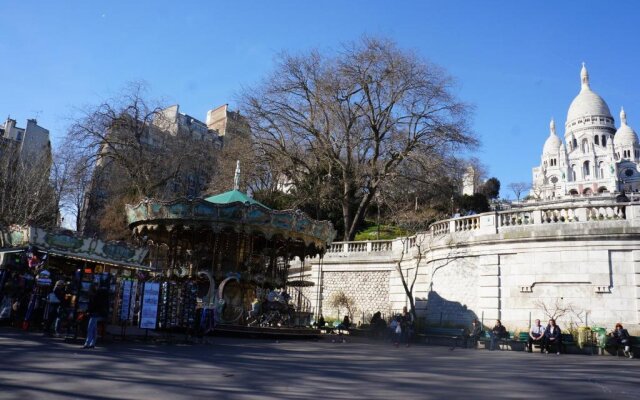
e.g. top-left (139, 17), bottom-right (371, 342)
top-left (594, 136), bottom-right (599, 146)
top-left (572, 138), bottom-right (577, 150)
top-left (581, 139), bottom-right (589, 153)
top-left (583, 161), bottom-right (590, 179)
top-left (602, 135), bottom-right (607, 147)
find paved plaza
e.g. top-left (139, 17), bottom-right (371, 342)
top-left (0, 328), bottom-right (638, 400)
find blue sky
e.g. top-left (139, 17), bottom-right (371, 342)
top-left (1, 0), bottom-right (639, 196)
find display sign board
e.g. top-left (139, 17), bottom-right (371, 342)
top-left (129, 280), bottom-right (138, 322)
top-left (139, 282), bottom-right (159, 329)
top-left (120, 280), bottom-right (133, 321)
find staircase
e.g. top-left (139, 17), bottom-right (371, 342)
top-left (291, 286), bottom-right (313, 326)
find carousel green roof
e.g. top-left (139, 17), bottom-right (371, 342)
top-left (204, 190), bottom-right (270, 209)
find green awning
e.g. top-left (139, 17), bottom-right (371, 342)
top-left (204, 190), bottom-right (270, 209)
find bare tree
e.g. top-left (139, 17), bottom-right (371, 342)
top-left (240, 37), bottom-right (476, 240)
top-left (329, 291), bottom-right (357, 321)
top-left (206, 132), bottom-right (279, 197)
top-left (0, 142), bottom-right (56, 227)
top-left (64, 82), bottom-right (220, 237)
top-left (534, 298), bottom-right (573, 321)
top-left (51, 141), bottom-right (95, 231)
top-left (508, 182), bottom-right (531, 202)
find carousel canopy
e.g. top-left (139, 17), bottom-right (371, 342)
top-left (126, 193), bottom-right (336, 251)
top-left (0, 225), bottom-right (150, 270)
top-left (126, 161), bottom-right (336, 253)
top-left (205, 190), bottom-right (269, 209)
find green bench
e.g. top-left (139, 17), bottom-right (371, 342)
top-left (517, 332), bottom-right (574, 353)
top-left (424, 327), bottom-right (465, 349)
top-left (479, 331), bottom-right (514, 350)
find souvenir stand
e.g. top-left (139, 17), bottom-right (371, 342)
top-left (0, 225), bottom-right (150, 339)
top-left (125, 166), bottom-right (336, 334)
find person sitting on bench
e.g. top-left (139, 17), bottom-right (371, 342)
top-left (465, 319), bottom-right (482, 348)
top-left (489, 320), bottom-right (507, 350)
top-left (317, 314), bottom-right (326, 329)
top-left (543, 319), bottom-right (562, 355)
top-left (610, 323), bottom-right (633, 359)
top-left (337, 315), bottom-right (350, 331)
top-left (527, 319), bottom-right (545, 353)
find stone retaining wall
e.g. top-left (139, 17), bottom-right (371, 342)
top-left (320, 270), bottom-right (390, 324)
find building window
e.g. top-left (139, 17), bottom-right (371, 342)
top-left (602, 135), bottom-right (607, 147)
top-left (598, 162), bottom-right (604, 178)
top-left (594, 136), bottom-right (599, 145)
top-left (583, 161), bottom-right (590, 178)
top-left (573, 138), bottom-right (577, 149)
top-left (571, 165), bottom-right (576, 181)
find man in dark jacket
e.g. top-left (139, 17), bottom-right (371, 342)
top-left (465, 319), bottom-right (483, 349)
top-left (490, 320), bottom-right (507, 350)
top-left (543, 319), bottom-right (562, 355)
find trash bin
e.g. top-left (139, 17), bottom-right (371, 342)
top-left (577, 326), bottom-right (591, 349)
top-left (592, 327), bottom-right (607, 349)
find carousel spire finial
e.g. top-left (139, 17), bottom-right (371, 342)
top-left (233, 160), bottom-right (241, 191)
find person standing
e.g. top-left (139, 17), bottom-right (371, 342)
top-left (44, 281), bottom-right (64, 336)
top-left (527, 319), bottom-right (545, 353)
top-left (400, 307), bottom-right (414, 347)
top-left (83, 286), bottom-right (109, 349)
top-left (543, 319), bottom-right (562, 355)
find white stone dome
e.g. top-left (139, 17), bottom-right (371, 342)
top-left (614, 107), bottom-right (638, 147)
top-left (566, 64), bottom-right (612, 124)
top-left (543, 119), bottom-right (562, 154)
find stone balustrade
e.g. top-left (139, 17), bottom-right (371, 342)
top-left (326, 240), bottom-right (393, 255)
top-left (323, 202), bottom-right (640, 259)
top-left (323, 237), bottom-right (416, 258)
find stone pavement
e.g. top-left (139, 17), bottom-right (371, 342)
top-left (0, 327), bottom-right (638, 400)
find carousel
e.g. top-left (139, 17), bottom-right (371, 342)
top-left (125, 162), bottom-right (336, 336)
